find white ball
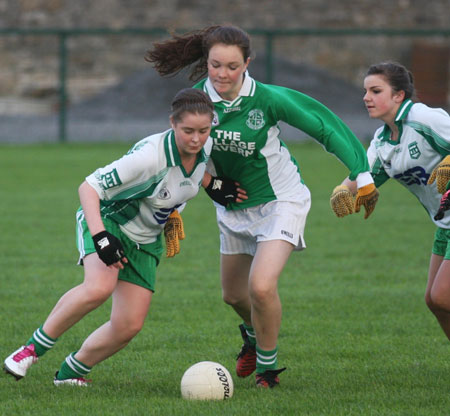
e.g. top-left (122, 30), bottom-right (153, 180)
top-left (180, 361), bottom-right (234, 400)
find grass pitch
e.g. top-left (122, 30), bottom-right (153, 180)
top-left (0, 141), bottom-right (448, 415)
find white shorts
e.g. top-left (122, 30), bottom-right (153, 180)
top-left (216, 193), bottom-right (311, 256)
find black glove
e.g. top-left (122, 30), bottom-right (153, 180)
top-left (434, 189), bottom-right (450, 220)
top-left (92, 231), bottom-right (126, 266)
top-left (205, 176), bottom-right (239, 207)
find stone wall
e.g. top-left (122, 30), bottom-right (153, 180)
top-left (2, 0), bottom-right (448, 29)
top-left (1, 0), bottom-right (449, 114)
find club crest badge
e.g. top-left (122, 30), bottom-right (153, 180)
top-left (212, 111), bottom-right (219, 127)
top-left (246, 109), bottom-right (265, 130)
top-left (408, 141), bottom-right (421, 160)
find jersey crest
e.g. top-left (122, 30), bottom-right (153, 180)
top-left (212, 111), bottom-right (220, 127)
top-left (246, 109), bottom-right (265, 130)
top-left (408, 141), bottom-right (421, 159)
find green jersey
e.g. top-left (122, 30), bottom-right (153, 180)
top-left (196, 73), bottom-right (370, 210)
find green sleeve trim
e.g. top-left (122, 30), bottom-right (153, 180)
top-left (110, 169), bottom-right (168, 201)
top-left (371, 157), bottom-right (389, 188)
top-left (406, 120), bottom-right (450, 156)
top-left (100, 199), bottom-right (140, 225)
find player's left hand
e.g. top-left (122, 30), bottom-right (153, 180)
top-left (205, 176), bottom-right (247, 206)
top-left (164, 210), bottom-right (185, 258)
top-left (428, 155), bottom-right (450, 194)
top-left (354, 183), bottom-right (379, 219)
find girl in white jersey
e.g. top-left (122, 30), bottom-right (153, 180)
top-left (146, 25), bottom-right (379, 388)
top-left (330, 61), bottom-right (450, 342)
top-left (4, 88), bottom-right (216, 385)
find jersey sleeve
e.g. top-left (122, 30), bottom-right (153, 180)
top-left (366, 136), bottom-right (389, 188)
top-left (267, 85), bottom-right (370, 180)
top-left (86, 139), bottom-right (159, 201)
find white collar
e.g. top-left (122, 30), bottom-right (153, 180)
top-left (204, 71), bottom-right (255, 104)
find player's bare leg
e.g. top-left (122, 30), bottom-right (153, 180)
top-left (249, 240), bottom-right (292, 387)
top-left (221, 253), bottom-right (253, 323)
top-left (74, 280), bottom-right (152, 367)
top-left (3, 254), bottom-right (118, 380)
top-left (425, 254), bottom-right (450, 340)
top-left (43, 254), bottom-right (119, 339)
top-left (249, 240), bottom-right (293, 350)
top-left (221, 253), bottom-right (255, 377)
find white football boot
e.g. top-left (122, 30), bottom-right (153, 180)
top-left (53, 371), bottom-right (91, 386)
top-left (4, 344), bottom-right (38, 380)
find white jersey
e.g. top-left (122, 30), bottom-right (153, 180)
top-left (85, 129), bottom-right (212, 243)
top-left (367, 99), bottom-right (450, 228)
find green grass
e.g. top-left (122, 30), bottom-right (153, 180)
top-left (0, 141), bottom-right (447, 415)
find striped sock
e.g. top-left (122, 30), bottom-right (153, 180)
top-left (56, 352), bottom-right (92, 380)
top-left (26, 326), bottom-right (57, 357)
top-left (256, 345), bottom-right (278, 373)
top-left (242, 322), bottom-right (256, 346)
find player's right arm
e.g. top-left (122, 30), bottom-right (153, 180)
top-left (79, 180), bottom-right (128, 269)
top-left (79, 181), bottom-right (106, 236)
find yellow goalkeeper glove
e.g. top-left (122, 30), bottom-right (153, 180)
top-left (354, 183), bottom-right (379, 219)
top-left (164, 210), bottom-right (185, 258)
top-left (428, 155), bottom-right (450, 194)
top-left (330, 185), bottom-right (354, 218)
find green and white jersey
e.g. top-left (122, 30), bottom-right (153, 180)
top-left (195, 73), bottom-right (371, 210)
top-left (85, 130), bottom-right (212, 244)
top-left (367, 99), bottom-right (450, 228)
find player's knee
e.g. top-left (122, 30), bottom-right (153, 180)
top-left (82, 284), bottom-right (113, 306)
top-left (222, 291), bottom-right (242, 307)
top-left (113, 318), bottom-right (145, 342)
top-left (427, 290), bottom-right (450, 313)
top-left (249, 283), bottom-right (276, 306)
top-left (424, 292), bottom-right (434, 310)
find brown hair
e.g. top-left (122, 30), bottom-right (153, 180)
top-left (145, 25), bottom-right (252, 81)
top-left (366, 62), bottom-right (415, 100)
top-left (170, 88), bottom-right (214, 124)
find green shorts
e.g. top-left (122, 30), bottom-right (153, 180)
top-left (76, 211), bottom-right (163, 292)
top-left (432, 227), bottom-right (450, 260)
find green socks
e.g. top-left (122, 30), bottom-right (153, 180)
top-left (242, 322), bottom-right (256, 346)
top-left (56, 352), bottom-right (92, 380)
top-left (25, 327), bottom-right (91, 380)
top-left (256, 345), bottom-right (278, 374)
top-left (243, 322), bottom-right (279, 373)
top-left (26, 326), bottom-right (57, 357)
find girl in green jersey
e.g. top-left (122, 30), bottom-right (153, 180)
top-left (147, 25), bottom-right (379, 388)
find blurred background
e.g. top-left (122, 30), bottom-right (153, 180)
top-left (0, 0), bottom-right (449, 144)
